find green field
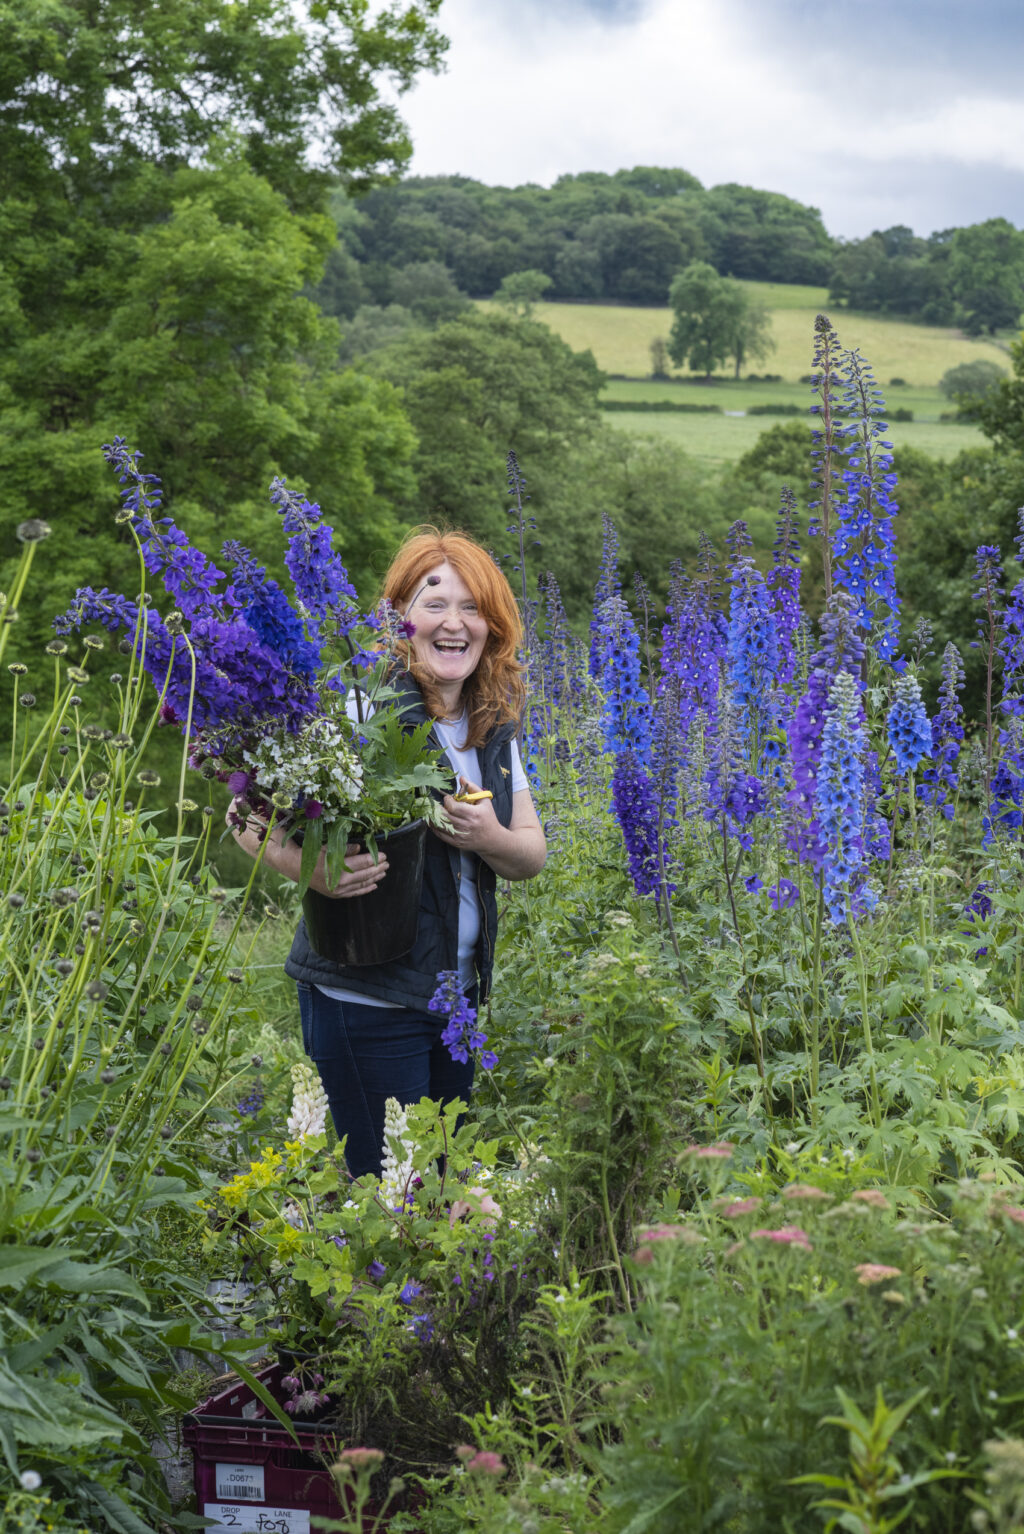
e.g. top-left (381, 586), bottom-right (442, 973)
top-left (598, 375), bottom-right (987, 463)
top-left (602, 400), bottom-right (986, 467)
top-left (489, 288), bottom-right (1009, 388)
top-left (477, 286), bottom-right (1004, 465)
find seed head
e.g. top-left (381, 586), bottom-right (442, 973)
top-left (84, 980), bottom-right (108, 1002)
top-left (100, 1069), bottom-right (115, 1085)
top-left (8, 662), bottom-right (27, 676)
top-left (17, 518), bottom-right (51, 542)
top-left (18, 693), bottom-right (35, 707)
top-left (46, 639), bottom-right (68, 656)
top-left (66, 666), bottom-right (89, 684)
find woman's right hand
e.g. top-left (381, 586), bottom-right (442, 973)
top-left (308, 844), bottom-right (389, 900)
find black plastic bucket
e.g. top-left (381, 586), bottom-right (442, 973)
top-left (300, 818), bottom-right (428, 967)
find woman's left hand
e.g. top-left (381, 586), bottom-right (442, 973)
top-left (435, 775), bottom-right (501, 856)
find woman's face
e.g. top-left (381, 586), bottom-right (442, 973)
top-left (404, 561), bottom-right (490, 699)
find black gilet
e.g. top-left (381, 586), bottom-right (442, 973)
top-left (283, 676), bottom-right (516, 1008)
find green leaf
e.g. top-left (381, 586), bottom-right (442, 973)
top-left (299, 819), bottom-right (323, 897)
top-left (0, 1246), bottom-right (72, 1286)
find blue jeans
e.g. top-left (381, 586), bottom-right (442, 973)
top-left (296, 983), bottom-right (475, 1178)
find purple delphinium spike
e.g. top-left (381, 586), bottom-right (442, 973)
top-left (428, 972), bottom-right (497, 1070)
top-left (816, 669), bottom-right (872, 923)
top-left (611, 750), bottom-right (664, 897)
top-left (920, 642), bottom-right (965, 820)
top-left (785, 592), bottom-right (866, 867)
top-left (769, 487), bottom-right (802, 685)
top-left (726, 553), bottom-right (779, 770)
top-left (886, 672), bottom-right (931, 776)
top-left (593, 593), bottom-right (652, 763)
top-left (101, 438), bottom-right (234, 622)
top-left (269, 478), bottom-right (360, 635)
top-left (831, 348), bottom-right (901, 662)
top-left (589, 513), bottom-right (623, 679)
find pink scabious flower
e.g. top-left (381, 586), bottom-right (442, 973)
top-left (304, 798), bottom-right (324, 819)
top-left (851, 1189), bottom-right (890, 1209)
top-left (466, 1451), bottom-right (507, 1478)
top-left (227, 769), bottom-right (251, 795)
top-left (751, 1225), bottom-right (813, 1251)
top-left (782, 1183), bottom-right (829, 1201)
top-left (720, 1198), bottom-right (760, 1218)
top-left (854, 1262), bottom-right (902, 1285)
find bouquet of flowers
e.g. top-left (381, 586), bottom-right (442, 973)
top-left (55, 438), bottom-right (455, 893)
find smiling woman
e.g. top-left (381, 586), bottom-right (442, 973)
top-left (234, 526), bottom-right (546, 1177)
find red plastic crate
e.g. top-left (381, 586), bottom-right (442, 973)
top-left (183, 1363), bottom-right (350, 1532)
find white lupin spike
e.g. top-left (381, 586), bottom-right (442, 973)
top-left (379, 1095), bottom-right (415, 1200)
top-left (287, 1062), bottom-right (328, 1141)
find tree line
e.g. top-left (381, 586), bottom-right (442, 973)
top-left (311, 170), bottom-right (1024, 335)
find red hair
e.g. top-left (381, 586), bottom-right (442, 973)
top-left (380, 528), bottom-right (525, 747)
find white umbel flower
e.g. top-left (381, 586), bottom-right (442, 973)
top-left (379, 1096), bottom-right (415, 1202)
top-left (287, 1062), bottom-right (328, 1141)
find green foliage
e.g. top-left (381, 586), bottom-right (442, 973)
top-left (494, 269), bottom-right (554, 317)
top-left (667, 261), bottom-right (775, 380)
top-left (596, 1171), bottom-right (1024, 1532)
top-left (209, 1099), bottom-right (540, 1465)
top-left (0, 544), bottom-right (272, 1525)
top-left (0, 0), bottom-right (447, 207)
top-left (939, 359), bottom-right (1007, 406)
top-left (310, 168), bottom-right (834, 313)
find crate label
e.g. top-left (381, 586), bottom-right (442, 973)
top-left (214, 1463), bottom-right (265, 1501)
top-left (203, 1505), bottom-right (310, 1534)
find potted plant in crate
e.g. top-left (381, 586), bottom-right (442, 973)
top-left (56, 437), bottom-right (455, 964)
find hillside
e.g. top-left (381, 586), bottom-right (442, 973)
top-left (500, 285), bottom-right (1008, 385)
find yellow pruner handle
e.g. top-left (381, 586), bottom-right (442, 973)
top-left (453, 789), bottom-right (493, 804)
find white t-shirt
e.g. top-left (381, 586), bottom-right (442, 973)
top-left (316, 707), bottom-right (528, 1009)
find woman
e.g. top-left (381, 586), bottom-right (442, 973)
top-left (231, 529), bottom-right (546, 1176)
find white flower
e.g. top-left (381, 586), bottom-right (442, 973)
top-left (20, 1471), bottom-right (42, 1492)
top-left (1008, 1328), bottom-right (1019, 1342)
top-left (379, 1097), bottom-right (415, 1202)
top-left (944, 1452), bottom-right (957, 1465)
top-left (287, 1063), bottom-right (328, 1141)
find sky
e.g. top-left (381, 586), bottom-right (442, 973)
top-left (399, 0), bottom-right (1024, 241)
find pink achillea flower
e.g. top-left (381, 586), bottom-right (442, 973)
top-left (466, 1451), bottom-right (507, 1478)
top-left (782, 1183), bottom-right (829, 1201)
top-left (449, 1187), bottom-right (502, 1227)
top-left (851, 1189), bottom-right (890, 1209)
top-left (721, 1198), bottom-right (760, 1218)
top-left (685, 1141), bottom-right (734, 1159)
top-left (751, 1225), bottom-right (813, 1251)
top-left (997, 1205), bottom-right (1024, 1225)
top-left (337, 1447), bottom-right (385, 1471)
top-left (855, 1263), bottom-right (903, 1285)
top-left (455, 1445), bottom-right (476, 1463)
